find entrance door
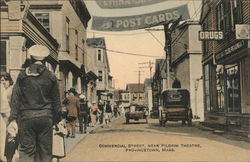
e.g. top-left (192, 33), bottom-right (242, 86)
top-left (225, 64), bottom-right (241, 113)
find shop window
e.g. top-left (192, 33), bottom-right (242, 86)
top-left (0, 41), bottom-right (6, 72)
top-left (216, 65), bottom-right (225, 112)
top-left (225, 64), bottom-right (241, 113)
top-left (204, 64), bottom-right (211, 112)
top-left (98, 70), bottom-right (103, 81)
top-left (35, 13), bottom-right (50, 32)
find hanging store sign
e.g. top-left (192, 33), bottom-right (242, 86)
top-left (215, 40), bottom-right (247, 62)
top-left (235, 24), bottom-right (250, 40)
top-left (199, 31), bottom-right (224, 40)
top-left (91, 4), bottom-right (189, 31)
top-left (95, 0), bottom-right (166, 9)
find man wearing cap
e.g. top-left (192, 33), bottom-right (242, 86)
top-left (8, 45), bottom-right (61, 162)
top-left (65, 88), bottom-right (80, 138)
top-left (78, 94), bottom-right (89, 134)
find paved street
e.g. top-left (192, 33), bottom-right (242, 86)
top-left (62, 117), bottom-right (250, 162)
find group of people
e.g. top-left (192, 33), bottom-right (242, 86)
top-left (62, 88), bottom-right (115, 137)
top-left (0, 44), bottom-right (119, 162)
top-left (0, 45), bottom-right (64, 162)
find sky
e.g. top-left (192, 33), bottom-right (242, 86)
top-left (84, 0), bottom-right (202, 89)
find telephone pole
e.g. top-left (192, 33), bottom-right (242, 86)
top-left (135, 70), bottom-right (144, 85)
top-left (139, 61), bottom-right (154, 79)
top-left (163, 17), bottom-right (182, 89)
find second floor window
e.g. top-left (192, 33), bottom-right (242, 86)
top-left (0, 41), bottom-right (6, 72)
top-left (98, 49), bottom-right (102, 61)
top-left (35, 13), bottom-right (50, 32)
top-left (66, 17), bottom-right (70, 52)
top-left (98, 70), bottom-right (103, 81)
top-left (230, 0), bottom-right (243, 30)
top-left (216, 0), bottom-right (243, 34)
top-left (75, 45), bottom-right (78, 61)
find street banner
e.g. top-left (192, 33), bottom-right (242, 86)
top-left (95, 0), bottom-right (166, 9)
top-left (92, 4), bottom-right (190, 31)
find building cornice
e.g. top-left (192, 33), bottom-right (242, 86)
top-left (23, 10), bottom-right (59, 49)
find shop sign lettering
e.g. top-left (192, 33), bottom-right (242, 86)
top-left (95, 0), bottom-right (166, 9)
top-left (91, 4), bottom-right (189, 31)
top-left (215, 40), bottom-right (246, 62)
top-left (199, 31), bottom-right (223, 40)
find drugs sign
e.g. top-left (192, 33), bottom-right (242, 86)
top-left (91, 4), bottom-right (189, 31)
top-left (199, 31), bottom-right (224, 40)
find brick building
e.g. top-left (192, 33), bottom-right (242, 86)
top-left (200, 0), bottom-right (250, 135)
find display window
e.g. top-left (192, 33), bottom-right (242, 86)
top-left (225, 64), bottom-right (241, 113)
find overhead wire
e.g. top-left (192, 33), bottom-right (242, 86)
top-left (100, 47), bottom-right (162, 58)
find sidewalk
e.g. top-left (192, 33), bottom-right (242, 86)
top-left (64, 116), bottom-right (120, 153)
top-left (194, 122), bottom-right (250, 142)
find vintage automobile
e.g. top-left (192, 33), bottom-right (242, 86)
top-left (150, 106), bottom-right (159, 119)
top-left (158, 89), bottom-right (193, 126)
top-left (125, 104), bottom-right (148, 124)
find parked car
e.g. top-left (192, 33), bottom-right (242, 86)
top-left (125, 104), bottom-right (149, 124)
top-left (158, 89), bottom-right (193, 126)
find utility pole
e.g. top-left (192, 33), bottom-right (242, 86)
top-left (163, 17), bottom-right (182, 90)
top-left (164, 24), bottom-right (171, 90)
top-left (135, 70), bottom-right (144, 85)
top-left (139, 61), bottom-right (154, 79)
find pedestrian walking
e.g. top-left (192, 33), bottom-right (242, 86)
top-left (65, 88), bottom-right (80, 138)
top-left (104, 100), bottom-right (112, 127)
top-left (98, 100), bottom-right (104, 125)
top-left (8, 45), bottom-right (61, 162)
top-left (113, 103), bottom-right (118, 118)
top-left (1, 72), bottom-right (19, 162)
top-left (0, 80), bottom-right (11, 162)
top-left (90, 101), bottom-right (98, 127)
top-left (78, 94), bottom-right (90, 134)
